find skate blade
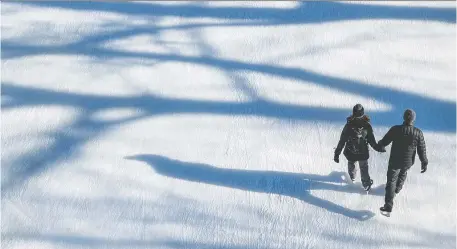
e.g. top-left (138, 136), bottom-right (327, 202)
top-left (380, 211), bottom-right (391, 217)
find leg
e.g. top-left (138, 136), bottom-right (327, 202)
top-left (347, 161), bottom-right (357, 181)
top-left (395, 168), bottom-right (408, 193)
top-left (384, 167), bottom-right (401, 211)
top-left (358, 160), bottom-right (372, 188)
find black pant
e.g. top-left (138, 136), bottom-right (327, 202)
top-left (384, 167), bottom-right (408, 211)
top-left (348, 160), bottom-right (371, 187)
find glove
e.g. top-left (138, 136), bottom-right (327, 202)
top-left (421, 163), bottom-right (427, 173)
top-left (334, 155), bottom-right (339, 163)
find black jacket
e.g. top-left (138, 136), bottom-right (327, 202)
top-left (378, 122), bottom-right (428, 169)
top-left (335, 115), bottom-right (381, 161)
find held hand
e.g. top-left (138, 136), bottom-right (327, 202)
top-left (334, 156), bottom-right (339, 163)
top-left (375, 140), bottom-right (386, 152)
top-left (375, 144), bottom-right (386, 153)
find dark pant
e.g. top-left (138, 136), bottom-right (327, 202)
top-left (384, 167), bottom-right (408, 211)
top-left (348, 160), bottom-right (371, 187)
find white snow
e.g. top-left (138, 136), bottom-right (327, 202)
top-left (1, 1), bottom-right (455, 249)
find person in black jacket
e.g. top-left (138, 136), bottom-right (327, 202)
top-left (378, 109), bottom-right (428, 214)
top-left (334, 104), bottom-right (385, 191)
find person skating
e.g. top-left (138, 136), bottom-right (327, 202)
top-left (377, 109), bottom-right (428, 216)
top-left (334, 104), bottom-right (385, 192)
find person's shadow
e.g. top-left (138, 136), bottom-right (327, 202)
top-left (126, 154), bottom-right (384, 221)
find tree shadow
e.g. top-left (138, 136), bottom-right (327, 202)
top-left (2, 2), bottom-right (455, 132)
top-left (24, 1), bottom-right (456, 24)
top-left (2, 44), bottom-right (455, 133)
top-left (2, 1), bottom-right (455, 192)
top-left (125, 154), bottom-right (378, 221)
top-left (0, 83), bottom-right (345, 192)
top-left (2, 2), bottom-right (455, 247)
top-left (2, 2), bottom-right (455, 134)
top-left (0, 84), bottom-right (148, 192)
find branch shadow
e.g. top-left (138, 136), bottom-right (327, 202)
top-left (2, 2), bottom-right (455, 132)
top-left (2, 3), bottom-right (455, 135)
top-left (125, 154), bottom-right (377, 221)
top-left (2, 2), bottom-right (455, 247)
top-left (2, 43), bottom-right (455, 133)
top-left (2, 1), bottom-right (455, 192)
top-left (1, 84), bottom-right (148, 192)
top-left (24, 1), bottom-right (456, 24)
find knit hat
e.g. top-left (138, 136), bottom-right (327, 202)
top-left (403, 109), bottom-right (416, 124)
top-left (352, 104), bottom-right (364, 117)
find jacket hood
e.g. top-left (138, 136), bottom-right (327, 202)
top-left (347, 114), bottom-right (370, 123)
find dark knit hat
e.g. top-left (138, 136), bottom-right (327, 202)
top-left (352, 104), bottom-right (364, 117)
top-left (403, 109), bottom-right (416, 123)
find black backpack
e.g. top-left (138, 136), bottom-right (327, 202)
top-left (345, 122), bottom-right (369, 155)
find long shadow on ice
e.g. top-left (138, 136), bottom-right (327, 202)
top-left (126, 154), bottom-right (378, 221)
top-left (25, 1), bottom-right (456, 24)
